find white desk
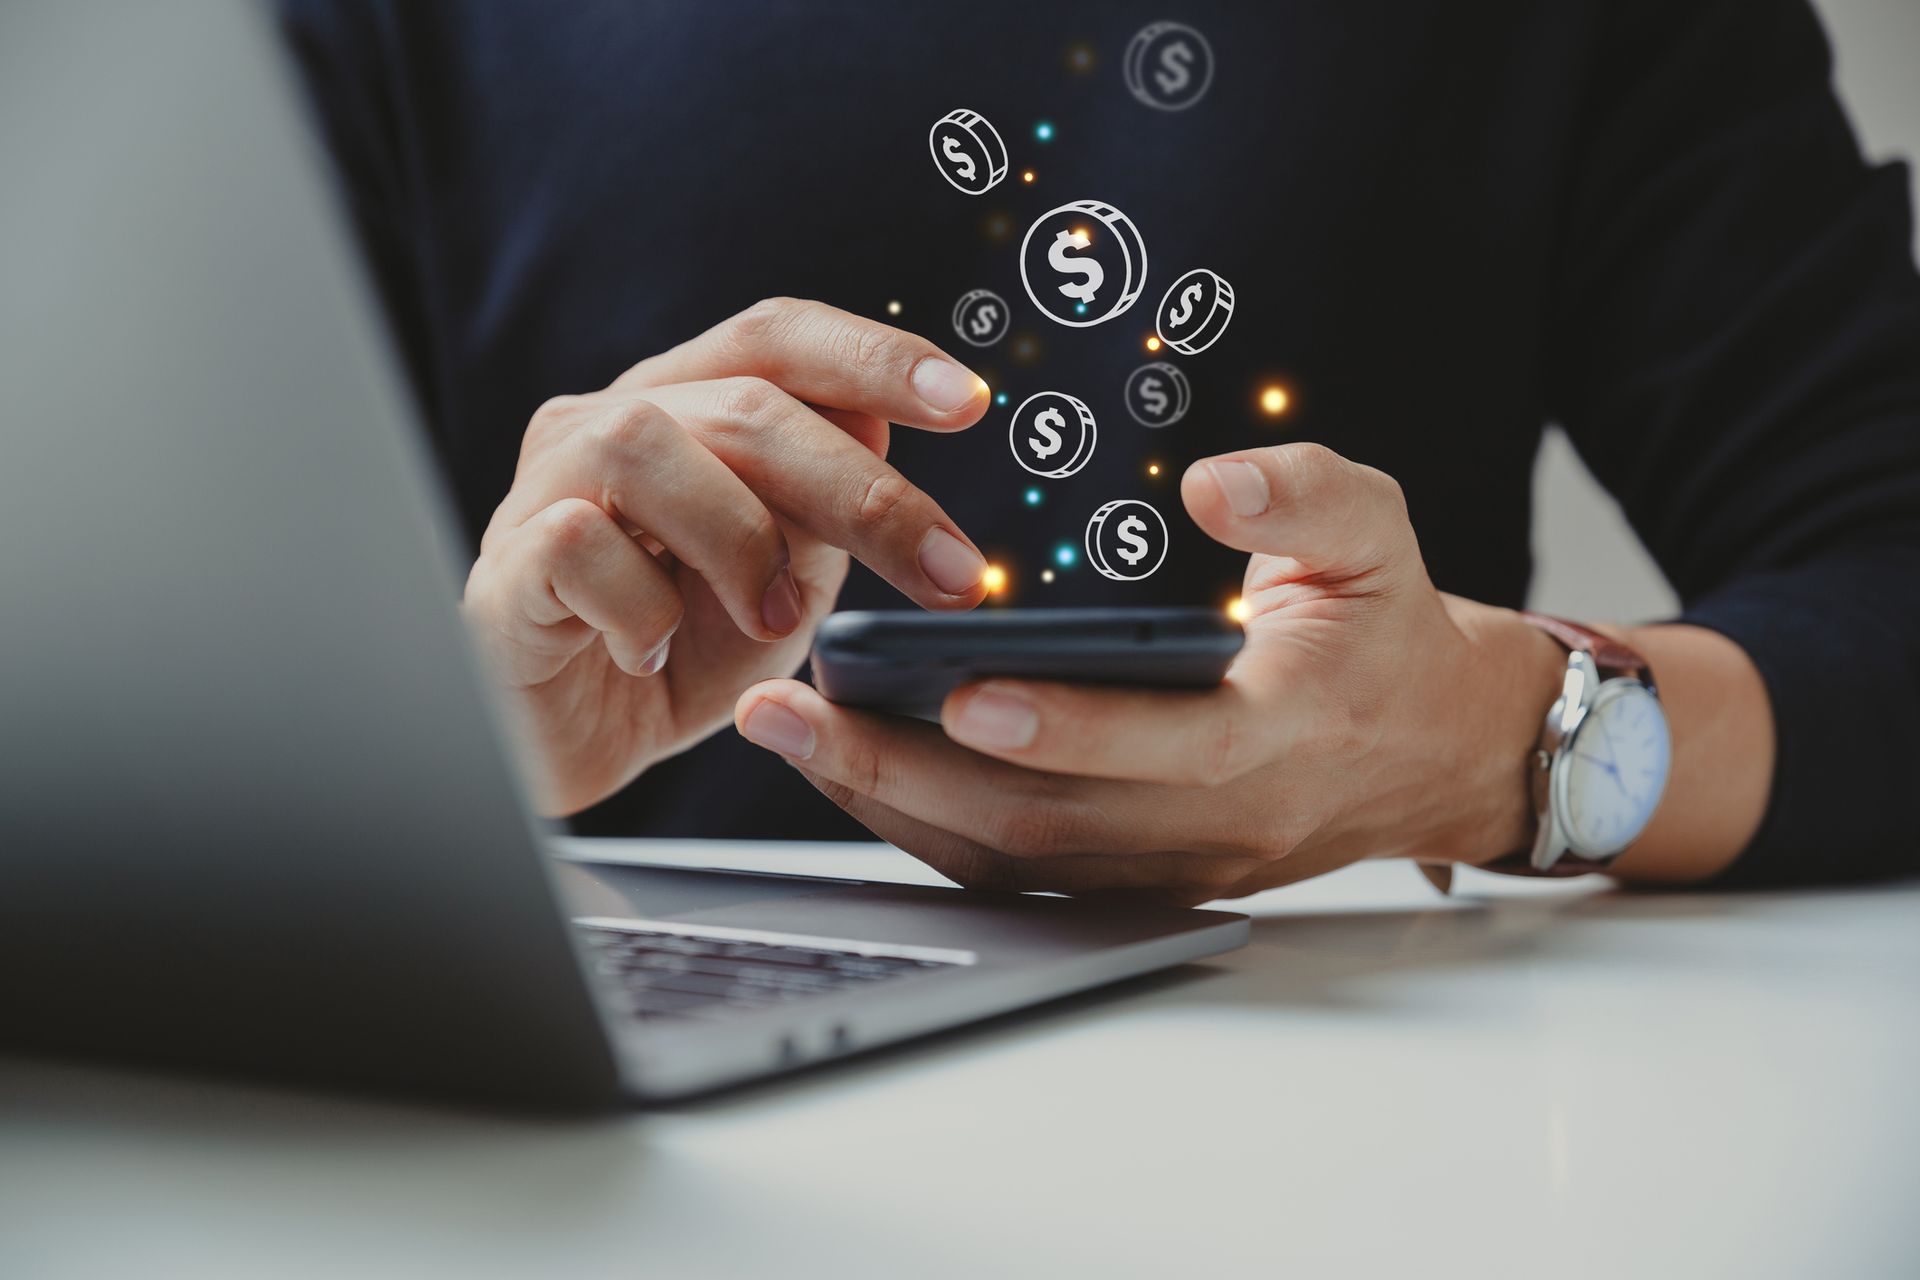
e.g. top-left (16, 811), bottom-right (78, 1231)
top-left (4, 840), bottom-right (1916, 1279)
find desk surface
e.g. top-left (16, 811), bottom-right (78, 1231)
top-left (5, 840), bottom-right (1916, 1279)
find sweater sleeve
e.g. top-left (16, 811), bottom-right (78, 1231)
top-left (1544, 0), bottom-right (1920, 884)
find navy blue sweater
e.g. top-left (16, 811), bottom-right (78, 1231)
top-left (281, 1), bottom-right (1920, 883)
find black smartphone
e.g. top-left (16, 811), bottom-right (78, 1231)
top-left (811, 608), bottom-right (1245, 717)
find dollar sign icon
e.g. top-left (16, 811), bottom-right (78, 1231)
top-left (951, 289), bottom-right (1009, 348)
top-left (1010, 392), bottom-right (1096, 479)
top-left (1124, 22), bottom-right (1214, 112)
top-left (1156, 268), bottom-right (1235, 355)
top-left (1155, 42), bottom-right (1194, 95)
top-left (1048, 230), bottom-right (1105, 305)
top-left (1029, 408), bottom-right (1064, 459)
top-left (1020, 200), bottom-right (1147, 328)
top-left (928, 109), bottom-right (1007, 194)
top-left (1139, 378), bottom-right (1168, 417)
top-left (1085, 499), bottom-right (1169, 581)
top-left (1124, 361), bottom-right (1191, 427)
top-left (941, 136), bottom-right (975, 182)
top-left (1167, 282), bottom-right (1202, 328)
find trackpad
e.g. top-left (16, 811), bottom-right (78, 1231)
top-left (553, 861), bottom-right (855, 921)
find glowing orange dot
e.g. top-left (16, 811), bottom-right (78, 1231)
top-left (1226, 596), bottom-right (1251, 623)
top-left (1147, 463), bottom-right (1161, 476)
top-left (982, 564), bottom-right (1008, 594)
top-left (1259, 385), bottom-right (1291, 416)
top-left (1022, 170), bottom-right (1036, 184)
top-left (1145, 336), bottom-right (1162, 352)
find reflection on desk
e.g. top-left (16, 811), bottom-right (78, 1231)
top-left (3, 840), bottom-right (1915, 1280)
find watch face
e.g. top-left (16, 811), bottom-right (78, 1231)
top-left (1558, 681), bottom-right (1671, 857)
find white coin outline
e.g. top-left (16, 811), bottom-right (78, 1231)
top-left (951, 288), bottom-right (1011, 348)
top-left (1123, 21), bottom-right (1216, 112)
top-left (928, 108), bottom-right (1008, 195)
top-left (1155, 267), bottom-right (1235, 355)
top-left (1085, 499), bottom-right (1169, 581)
top-left (1008, 391), bottom-right (1097, 479)
top-left (1018, 199), bottom-right (1149, 328)
top-left (1124, 361), bottom-right (1192, 428)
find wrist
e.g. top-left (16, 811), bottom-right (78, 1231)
top-left (1433, 598), bottom-right (1566, 866)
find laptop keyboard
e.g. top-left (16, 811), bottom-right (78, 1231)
top-left (577, 922), bottom-right (962, 1023)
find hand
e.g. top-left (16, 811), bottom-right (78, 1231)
top-left (463, 298), bottom-right (993, 815)
top-left (734, 444), bottom-right (1564, 904)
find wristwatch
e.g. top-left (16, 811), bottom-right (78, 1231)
top-left (1476, 613), bottom-right (1673, 879)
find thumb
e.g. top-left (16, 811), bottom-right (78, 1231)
top-left (1180, 443), bottom-right (1422, 586)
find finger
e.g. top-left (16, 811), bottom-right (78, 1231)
top-left (733, 680), bottom-right (1172, 856)
top-left (612, 296), bottom-right (990, 430)
top-left (642, 379), bottom-right (987, 606)
top-left (794, 771), bottom-right (1251, 904)
top-left (938, 677), bottom-right (1281, 786)
top-left (467, 499), bottom-right (683, 683)
top-left (499, 398), bottom-right (801, 641)
top-left (1181, 442), bottom-right (1421, 588)
top-left (815, 406), bottom-right (889, 459)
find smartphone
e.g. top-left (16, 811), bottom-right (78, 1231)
top-left (811, 607), bottom-right (1245, 717)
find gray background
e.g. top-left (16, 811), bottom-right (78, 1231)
top-left (1528, 0), bottom-right (1920, 619)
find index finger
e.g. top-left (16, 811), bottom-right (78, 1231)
top-left (612, 297), bottom-right (990, 430)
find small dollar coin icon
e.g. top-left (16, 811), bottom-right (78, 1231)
top-left (1155, 267), bottom-right (1235, 355)
top-left (929, 109), bottom-right (1008, 195)
top-left (1124, 361), bottom-right (1192, 428)
top-left (1124, 22), bottom-right (1215, 112)
top-left (1085, 499), bottom-right (1169, 581)
top-left (1019, 200), bottom-right (1148, 328)
top-left (1009, 391), bottom-right (1097, 479)
top-left (951, 289), bottom-right (1010, 348)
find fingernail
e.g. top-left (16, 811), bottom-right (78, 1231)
top-left (638, 636), bottom-right (670, 676)
top-left (911, 357), bottom-right (984, 413)
top-left (761, 567), bottom-right (803, 636)
top-left (949, 684), bottom-right (1038, 750)
top-left (740, 699), bottom-right (816, 760)
top-left (1208, 460), bottom-right (1271, 517)
top-left (918, 527), bottom-right (986, 595)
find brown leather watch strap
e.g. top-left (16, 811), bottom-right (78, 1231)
top-left (1517, 611), bottom-right (1651, 685)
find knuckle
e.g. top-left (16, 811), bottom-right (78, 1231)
top-left (1272, 441), bottom-right (1343, 497)
top-left (842, 322), bottom-right (898, 377)
top-left (716, 374), bottom-right (784, 424)
top-left (732, 296), bottom-right (802, 345)
top-left (854, 470), bottom-right (917, 531)
top-left (534, 498), bottom-right (609, 557)
top-left (590, 399), bottom-right (669, 461)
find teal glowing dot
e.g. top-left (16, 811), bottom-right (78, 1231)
top-left (1053, 543), bottom-right (1077, 568)
top-left (1034, 121), bottom-right (1055, 143)
top-left (995, 391), bottom-right (1010, 406)
top-left (1024, 487), bottom-right (1043, 507)
top-left (1074, 301), bottom-right (1088, 315)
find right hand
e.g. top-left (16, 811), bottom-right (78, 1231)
top-left (461, 297), bottom-right (991, 815)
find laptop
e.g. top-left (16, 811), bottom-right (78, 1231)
top-left (0, 0), bottom-right (1246, 1107)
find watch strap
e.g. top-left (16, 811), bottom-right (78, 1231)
top-left (1517, 611), bottom-right (1651, 685)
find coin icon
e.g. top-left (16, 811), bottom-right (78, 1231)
top-left (1019, 200), bottom-right (1148, 328)
top-left (1124, 22), bottom-right (1215, 112)
top-left (1085, 499), bottom-right (1169, 581)
top-left (1155, 268), bottom-right (1234, 355)
top-left (951, 289), bottom-right (1010, 348)
top-left (1124, 361), bottom-right (1191, 428)
top-left (929, 109), bottom-right (1008, 195)
top-left (1009, 391), bottom-right (1097, 479)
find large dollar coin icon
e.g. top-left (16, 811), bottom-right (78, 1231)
top-left (1009, 391), bottom-right (1096, 479)
top-left (1085, 499), bottom-right (1169, 581)
top-left (1155, 268), bottom-right (1234, 355)
top-left (1124, 361), bottom-right (1191, 428)
top-left (952, 289), bottom-right (1010, 348)
top-left (929, 109), bottom-right (1007, 195)
top-left (1019, 200), bottom-right (1148, 328)
top-left (1124, 22), bottom-right (1215, 112)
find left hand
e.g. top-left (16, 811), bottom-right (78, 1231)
top-left (734, 444), bottom-right (1561, 904)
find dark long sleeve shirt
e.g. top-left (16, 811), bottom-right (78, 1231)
top-left (279, 0), bottom-right (1920, 884)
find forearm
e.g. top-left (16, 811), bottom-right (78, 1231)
top-left (1451, 604), bottom-right (1774, 885)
